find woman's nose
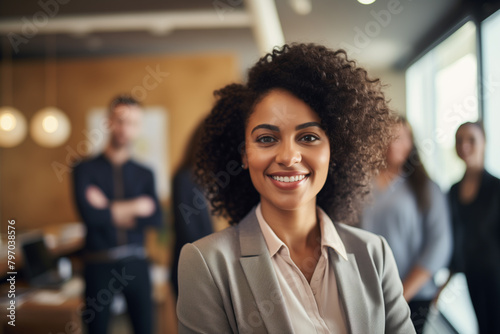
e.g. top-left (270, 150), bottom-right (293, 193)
top-left (275, 140), bottom-right (301, 167)
top-left (459, 142), bottom-right (471, 154)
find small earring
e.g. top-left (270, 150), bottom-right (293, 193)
top-left (241, 164), bottom-right (245, 169)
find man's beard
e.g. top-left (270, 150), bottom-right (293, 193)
top-left (110, 135), bottom-right (130, 150)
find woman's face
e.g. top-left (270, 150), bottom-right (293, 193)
top-left (243, 89), bottom-right (330, 212)
top-left (386, 123), bottom-right (412, 169)
top-left (455, 124), bottom-right (485, 168)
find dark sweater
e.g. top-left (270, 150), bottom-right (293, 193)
top-left (73, 154), bottom-right (162, 252)
top-left (448, 170), bottom-right (500, 275)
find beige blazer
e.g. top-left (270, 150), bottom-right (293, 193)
top-left (177, 207), bottom-right (415, 334)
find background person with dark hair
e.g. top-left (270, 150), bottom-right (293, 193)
top-left (177, 44), bottom-right (415, 333)
top-left (170, 120), bottom-right (213, 298)
top-left (73, 94), bottom-right (163, 334)
top-left (448, 121), bottom-right (500, 334)
top-left (360, 117), bottom-right (452, 334)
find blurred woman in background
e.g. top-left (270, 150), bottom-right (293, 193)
top-left (171, 120), bottom-right (213, 297)
top-left (360, 117), bottom-right (452, 334)
top-left (448, 121), bottom-right (500, 334)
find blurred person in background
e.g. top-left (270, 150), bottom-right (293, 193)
top-left (171, 120), bottom-right (213, 298)
top-left (73, 95), bottom-right (163, 334)
top-left (448, 121), bottom-right (500, 334)
top-left (360, 116), bottom-right (452, 334)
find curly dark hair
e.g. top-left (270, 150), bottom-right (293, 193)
top-left (196, 43), bottom-right (395, 225)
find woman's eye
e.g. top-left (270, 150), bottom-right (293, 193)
top-left (300, 135), bottom-right (319, 142)
top-left (257, 136), bottom-right (276, 144)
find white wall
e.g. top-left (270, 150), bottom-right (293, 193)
top-left (371, 68), bottom-right (407, 115)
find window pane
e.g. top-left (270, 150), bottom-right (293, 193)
top-left (482, 9), bottom-right (500, 178)
top-left (406, 21), bottom-right (478, 190)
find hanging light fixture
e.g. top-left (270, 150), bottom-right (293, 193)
top-left (0, 37), bottom-right (27, 148)
top-left (30, 106), bottom-right (70, 147)
top-left (30, 35), bottom-right (71, 147)
top-left (0, 107), bottom-right (27, 148)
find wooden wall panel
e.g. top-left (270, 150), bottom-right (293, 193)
top-left (0, 53), bottom-right (240, 230)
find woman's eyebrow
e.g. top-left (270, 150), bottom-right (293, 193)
top-left (251, 122), bottom-right (323, 134)
top-left (251, 124), bottom-right (280, 134)
top-left (296, 122), bottom-right (323, 130)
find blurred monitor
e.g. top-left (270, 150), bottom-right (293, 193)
top-left (21, 237), bottom-right (68, 288)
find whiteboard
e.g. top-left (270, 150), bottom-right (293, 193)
top-left (86, 106), bottom-right (169, 200)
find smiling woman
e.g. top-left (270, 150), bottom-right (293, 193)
top-left (177, 43), bottom-right (415, 334)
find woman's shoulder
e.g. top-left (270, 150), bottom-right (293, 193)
top-left (334, 223), bottom-right (392, 269)
top-left (449, 179), bottom-right (459, 189)
top-left (336, 222), bottom-right (378, 238)
top-left (427, 178), bottom-right (441, 191)
top-left (426, 179), bottom-right (449, 203)
top-left (179, 209), bottom-right (260, 271)
top-left (484, 170), bottom-right (500, 185)
top-left (335, 223), bottom-right (386, 251)
top-left (188, 224), bottom-right (240, 257)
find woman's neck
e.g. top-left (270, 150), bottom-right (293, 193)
top-left (463, 164), bottom-right (484, 181)
top-left (260, 199), bottom-right (320, 253)
top-left (459, 165), bottom-right (484, 204)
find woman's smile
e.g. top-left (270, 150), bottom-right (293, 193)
top-left (267, 171), bottom-right (310, 189)
top-left (269, 174), bottom-right (308, 183)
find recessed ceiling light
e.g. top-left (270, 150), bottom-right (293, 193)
top-left (289, 0), bottom-right (312, 15)
top-left (358, 0), bottom-right (376, 5)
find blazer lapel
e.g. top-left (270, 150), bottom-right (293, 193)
top-left (332, 250), bottom-right (370, 334)
top-left (238, 209), bottom-right (294, 334)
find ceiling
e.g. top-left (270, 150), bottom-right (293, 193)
top-left (0, 0), bottom-right (496, 71)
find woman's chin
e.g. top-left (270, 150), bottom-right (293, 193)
top-left (261, 196), bottom-right (315, 213)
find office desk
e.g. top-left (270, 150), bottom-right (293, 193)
top-left (3, 294), bottom-right (83, 334)
top-left (0, 223), bottom-right (174, 333)
top-left (0, 278), bottom-right (84, 334)
top-left (0, 222), bottom-right (85, 276)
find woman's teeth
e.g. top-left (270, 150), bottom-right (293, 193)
top-left (271, 175), bottom-right (306, 183)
